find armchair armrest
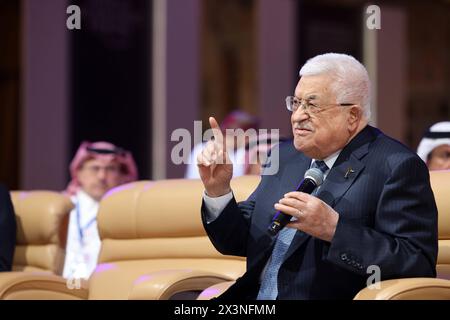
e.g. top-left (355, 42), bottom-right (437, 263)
top-left (354, 278), bottom-right (450, 300)
top-left (0, 272), bottom-right (89, 300)
top-left (197, 280), bottom-right (235, 300)
top-left (128, 269), bottom-right (234, 300)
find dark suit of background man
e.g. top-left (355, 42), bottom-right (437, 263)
top-left (0, 184), bottom-right (16, 272)
top-left (197, 53), bottom-right (438, 300)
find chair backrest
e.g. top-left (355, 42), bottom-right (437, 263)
top-left (10, 191), bottom-right (73, 274)
top-left (88, 176), bottom-right (260, 299)
top-left (431, 170), bottom-right (450, 279)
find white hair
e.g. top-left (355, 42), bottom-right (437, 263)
top-left (299, 53), bottom-right (371, 120)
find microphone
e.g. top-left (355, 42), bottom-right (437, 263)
top-left (267, 167), bottom-right (324, 235)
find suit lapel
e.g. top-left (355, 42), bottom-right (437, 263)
top-left (315, 154), bottom-right (365, 208)
top-left (280, 152), bottom-right (311, 196)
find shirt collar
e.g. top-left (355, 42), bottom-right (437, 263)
top-left (312, 149), bottom-right (341, 171)
top-left (76, 189), bottom-right (99, 208)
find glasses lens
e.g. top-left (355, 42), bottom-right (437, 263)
top-left (286, 96), bottom-right (295, 111)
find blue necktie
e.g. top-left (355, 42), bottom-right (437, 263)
top-left (312, 160), bottom-right (329, 175)
top-left (256, 160), bottom-right (329, 300)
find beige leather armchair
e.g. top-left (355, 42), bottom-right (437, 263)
top-left (198, 170), bottom-right (450, 300)
top-left (9, 191), bottom-right (73, 274)
top-left (0, 191), bottom-right (75, 300)
top-left (0, 176), bottom-right (259, 300)
top-left (433, 170), bottom-right (450, 280)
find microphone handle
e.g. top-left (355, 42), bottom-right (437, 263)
top-left (267, 178), bottom-right (317, 235)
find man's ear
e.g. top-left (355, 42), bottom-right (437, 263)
top-left (75, 167), bottom-right (86, 186)
top-left (348, 105), bottom-right (362, 127)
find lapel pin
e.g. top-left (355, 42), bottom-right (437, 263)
top-left (344, 167), bottom-right (355, 179)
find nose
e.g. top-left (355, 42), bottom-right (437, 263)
top-left (97, 168), bottom-right (107, 180)
top-left (291, 107), bottom-right (310, 122)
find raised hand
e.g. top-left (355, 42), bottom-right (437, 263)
top-left (197, 117), bottom-right (233, 197)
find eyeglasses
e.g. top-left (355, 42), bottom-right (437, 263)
top-left (285, 96), bottom-right (354, 114)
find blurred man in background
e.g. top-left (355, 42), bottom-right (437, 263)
top-left (185, 110), bottom-right (259, 179)
top-left (63, 141), bottom-right (138, 280)
top-left (244, 133), bottom-right (287, 176)
top-left (0, 184), bottom-right (16, 272)
top-left (417, 121), bottom-right (450, 170)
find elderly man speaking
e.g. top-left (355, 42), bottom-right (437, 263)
top-left (198, 53), bottom-right (438, 300)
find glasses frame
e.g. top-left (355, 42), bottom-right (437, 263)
top-left (285, 96), bottom-right (355, 114)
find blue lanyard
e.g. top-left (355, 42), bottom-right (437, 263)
top-left (75, 201), bottom-right (97, 246)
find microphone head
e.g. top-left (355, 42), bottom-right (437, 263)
top-left (304, 168), bottom-right (324, 186)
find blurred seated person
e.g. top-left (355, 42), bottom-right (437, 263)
top-left (63, 141), bottom-right (138, 280)
top-left (417, 121), bottom-right (450, 170)
top-left (244, 134), bottom-right (288, 176)
top-left (185, 110), bottom-right (259, 179)
top-left (0, 184), bottom-right (16, 272)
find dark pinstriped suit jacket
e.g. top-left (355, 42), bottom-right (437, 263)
top-left (0, 184), bottom-right (16, 272)
top-left (202, 125), bottom-right (438, 299)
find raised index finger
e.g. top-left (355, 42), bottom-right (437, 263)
top-left (209, 116), bottom-right (224, 146)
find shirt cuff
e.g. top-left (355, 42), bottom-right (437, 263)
top-left (203, 190), bottom-right (233, 223)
